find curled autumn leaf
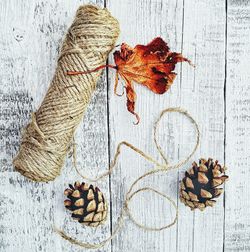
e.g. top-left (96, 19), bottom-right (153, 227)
top-left (68, 37), bottom-right (192, 124)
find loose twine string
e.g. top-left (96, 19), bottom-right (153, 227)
top-left (13, 5), bottom-right (120, 182)
top-left (55, 107), bottom-right (200, 249)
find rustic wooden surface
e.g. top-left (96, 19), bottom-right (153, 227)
top-left (0, 0), bottom-right (249, 251)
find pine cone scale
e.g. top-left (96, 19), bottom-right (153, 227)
top-left (64, 182), bottom-right (108, 227)
top-left (180, 158), bottom-right (228, 210)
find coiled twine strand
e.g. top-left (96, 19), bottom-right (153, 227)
top-left (13, 5), bottom-right (120, 182)
top-left (55, 107), bottom-right (200, 249)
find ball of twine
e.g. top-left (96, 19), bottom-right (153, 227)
top-left (13, 5), bottom-right (120, 182)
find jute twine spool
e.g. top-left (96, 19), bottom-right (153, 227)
top-left (13, 5), bottom-right (120, 182)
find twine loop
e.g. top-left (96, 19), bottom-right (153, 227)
top-left (55, 107), bottom-right (200, 249)
top-left (124, 187), bottom-right (178, 231)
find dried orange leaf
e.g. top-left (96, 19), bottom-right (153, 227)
top-left (113, 37), bottom-right (192, 123)
top-left (68, 37), bottom-right (192, 124)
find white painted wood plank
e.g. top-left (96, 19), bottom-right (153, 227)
top-left (107, 0), bottom-right (184, 251)
top-left (225, 1), bottom-right (250, 251)
top-left (178, 1), bottom-right (226, 252)
top-left (0, 1), bottom-right (111, 251)
top-left (2, 0), bottom-right (250, 251)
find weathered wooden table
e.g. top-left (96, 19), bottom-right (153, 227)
top-left (0, 0), bottom-right (249, 251)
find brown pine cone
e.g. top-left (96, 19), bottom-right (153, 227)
top-left (180, 158), bottom-right (228, 211)
top-left (64, 181), bottom-right (108, 227)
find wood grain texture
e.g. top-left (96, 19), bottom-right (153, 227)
top-left (178, 1), bottom-right (226, 252)
top-left (0, 0), bottom-right (250, 251)
top-left (225, 0), bottom-right (250, 251)
top-left (108, 0), bottom-right (184, 251)
top-left (0, 1), bottom-right (111, 252)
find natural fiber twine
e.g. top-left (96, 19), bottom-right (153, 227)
top-left (55, 107), bottom-right (200, 249)
top-left (13, 5), bottom-right (120, 182)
